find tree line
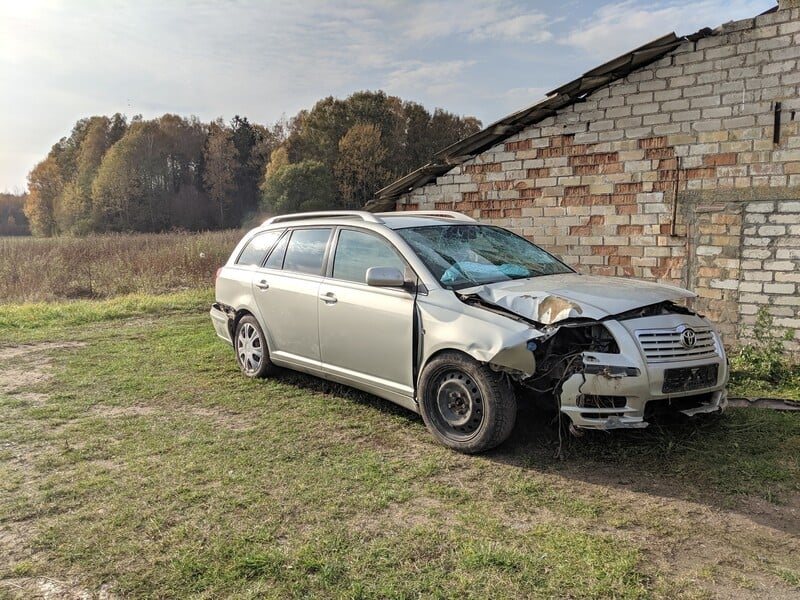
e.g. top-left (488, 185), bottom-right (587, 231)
top-left (22, 91), bottom-right (481, 237)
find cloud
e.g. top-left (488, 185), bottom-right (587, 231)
top-left (471, 13), bottom-right (553, 43)
top-left (384, 60), bottom-right (476, 98)
top-left (403, 1), bottom-right (554, 43)
top-left (561, 0), bottom-right (772, 59)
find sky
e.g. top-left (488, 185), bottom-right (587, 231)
top-left (0, 0), bottom-right (777, 192)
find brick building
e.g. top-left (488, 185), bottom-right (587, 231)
top-left (374, 1), bottom-right (800, 350)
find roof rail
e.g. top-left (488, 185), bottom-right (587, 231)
top-left (379, 210), bottom-right (476, 222)
top-left (262, 211), bottom-right (383, 226)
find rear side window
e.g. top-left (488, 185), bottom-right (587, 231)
top-left (282, 228), bottom-right (332, 275)
top-left (236, 230), bottom-right (282, 267)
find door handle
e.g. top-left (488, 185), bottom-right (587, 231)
top-left (255, 280), bottom-right (269, 290)
top-left (319, 292), bottom-right (337, 304)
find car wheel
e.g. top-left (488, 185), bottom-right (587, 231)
top-left (418, 352), bottom-right (516, 453)
top-left (234, 315), bottom-right (275, 378)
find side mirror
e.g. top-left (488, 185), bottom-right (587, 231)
top-left (366, 266), bottom-right (405, 287)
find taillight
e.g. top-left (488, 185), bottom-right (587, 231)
top-left (215, 267), bottom-right (222, 284)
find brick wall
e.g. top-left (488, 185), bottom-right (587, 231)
top-left (397, 7), bottom-right (800, 350)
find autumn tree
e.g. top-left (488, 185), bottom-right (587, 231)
top-left (335, 123), bottom-right (390, 209)
top-left (261, 160), bottom-right (336, 213)
top-left (203, 121), bottom-right (237, 227)
top-left (24, 156), bottom-right (63, 236)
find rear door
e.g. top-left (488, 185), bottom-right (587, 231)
top-left (318, 228), bottom-right (415, 400)
top-left (251, 227), bottom-right (332, 373)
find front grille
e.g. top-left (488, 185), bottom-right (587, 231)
top-left (635, 325), bottom-right (719, 363)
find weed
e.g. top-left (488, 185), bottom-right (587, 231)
top-left (729, 307), bottom-right (800, 397)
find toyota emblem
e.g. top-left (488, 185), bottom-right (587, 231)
top-left (680, 328), bottom-right (697, 348)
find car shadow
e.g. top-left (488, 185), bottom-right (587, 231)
top-left (267, 370), bottom-right (797, 536)
top-left (486, 402), bottom-right (800, 536)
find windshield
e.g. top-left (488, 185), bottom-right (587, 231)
top-left (397, 225), bottom-right (573, 290)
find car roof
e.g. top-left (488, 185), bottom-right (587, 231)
top-left (259, 210), bottom-right (478, 230)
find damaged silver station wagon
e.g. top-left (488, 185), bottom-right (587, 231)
top-left (211, 211), bottom-right (728, 453)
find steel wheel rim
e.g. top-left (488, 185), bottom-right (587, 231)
top-left (433, 370), bottom-right (483, 438)
top-left (236, 322), bottom-right (263, 374)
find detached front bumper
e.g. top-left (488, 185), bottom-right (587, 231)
top-left (556, 352), bottom-right (728, 430)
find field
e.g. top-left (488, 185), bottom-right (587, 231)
top-left (0, 232), bottom-right (242, 303)
top-left (0, 235), bottom-right (799, 598)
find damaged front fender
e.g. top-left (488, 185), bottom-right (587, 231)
top-left (417, 289), bottom-right (543, 378)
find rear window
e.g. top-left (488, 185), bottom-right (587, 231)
top-left (235, 230), bottom-right (283, 267)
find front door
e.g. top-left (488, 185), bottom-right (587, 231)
top-left (318, 228), bottom-right (415, 400)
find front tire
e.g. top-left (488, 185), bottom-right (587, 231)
top-left (234, 315), bottom-right (276, 378)
top-left (418, 352), bottom-right (516, 453)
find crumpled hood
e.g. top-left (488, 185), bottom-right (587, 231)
top-left (461, 273), bottom-right (695, 324)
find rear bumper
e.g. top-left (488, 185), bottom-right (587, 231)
top-left (210, 303), bottom-right (233, 345)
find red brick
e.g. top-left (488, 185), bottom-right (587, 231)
top-left (505, 139), bottom-right (532, 152)
top-left (614, 182), bottom-right (643, 194)
top-left (611, 194), bottom-right (637, 205)
top-left (599, 162), bottom-right (624, 174)
top-left (588, 215), bottom-right (605, 225)
top-left (657, 158), bottom-right (678, 170)
top-left (565, 185), bottom-right (590, 197)
top-left (703, 153), bottom-right (737, 167)
top-left (520, 188), bottom-right (543, 199)
top-left (538, 147), bottom-right (565, 158)
top-left (575, 164), bottom-right (599, 175)
top-left (564, 144), bottom-right (588, 156)
top-left (617, 204), bottom-right (639, 214)
top-left (638, 136), bottom-right (669, 149)
top-left (569, 155), bottom-right (595, 166)
top-left (463, 192), bottom-right (480, 202)
top-left (527, 168), bottom-right (550, 179)
top-left (481, 209), bottom-right (502, 218)
top-left (609, 255), bottom-right (632, 266)
top-left (618, 225), bottom-right (644, 235)
top-left (686, 167), bottom-right (717, 179)
top-left (562, 196), bottom-right (587, 207)
top-left (550, 134), bottom-right (576, 147)
top-left (503, 207), bottom-right (522, 217)
top-left (465, 163), bottom-right (502, 174)
top-left (594, 152), bottom-right (620, 164)
top-left (646, 148), bottom-right (675, 160)
top-left (570, 225), bottom-right (593, 236)
top-left (592, 246), bottom-right (617, 256)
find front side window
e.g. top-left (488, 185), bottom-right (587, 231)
top-left (236, 230), bottom-right (283, 267)
top-left (332, 229), bottom-right (407, 284)
top-left (397, 225), bottom-right (573, 290)
top-left (282, 228), bottom-right (332, 275)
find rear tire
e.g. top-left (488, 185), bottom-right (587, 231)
top-left (234, 315), bottom-right (276, 378)
top-left (418, 352), bottom-right (516, 453)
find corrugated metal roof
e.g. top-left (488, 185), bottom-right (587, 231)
top-left (371, 27), bottom-right (715, 208)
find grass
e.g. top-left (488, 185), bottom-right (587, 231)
top-left (0, 293), bottom-right (799, 599)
